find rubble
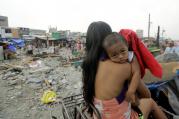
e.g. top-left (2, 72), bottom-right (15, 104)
top-left (0, 47), bottom-right (83, 119)
top-left (156, 53), bottom-right (179, 63)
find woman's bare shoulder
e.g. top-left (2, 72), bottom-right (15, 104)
top-left (100, 60), bottom-right (129, 66)
top-left (99, 60), bottom-right (130, 73)
top-left (100, 59), bottom-right (117, 64)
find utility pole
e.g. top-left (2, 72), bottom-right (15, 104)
top-left (46, 33), bottom-right (49, 48)
top-left (148, 14), bottom-right (151, 40)
top-left (156, 26), bottom-right (160, 48)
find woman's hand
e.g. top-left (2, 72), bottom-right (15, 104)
top-left (125, 90), bottom-right (135, 103)
top-left (125, 90), bottom-right (139, 106)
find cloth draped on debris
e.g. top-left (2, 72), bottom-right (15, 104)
top-left (147, 76), bottom-right (179, 116)
top-left (119, 29), bottom-right (162, 78)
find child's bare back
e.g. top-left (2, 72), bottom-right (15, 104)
top-left (95, 60), bottom-right (131, 100)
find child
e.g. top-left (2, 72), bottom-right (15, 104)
top-left (102, 32), bottom-right (149, 105)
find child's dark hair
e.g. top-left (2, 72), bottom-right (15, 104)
top-left (103, 32), bottom-right (128, 49)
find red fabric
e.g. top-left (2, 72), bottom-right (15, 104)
top-left (119, 29), bottom-right (162, 79)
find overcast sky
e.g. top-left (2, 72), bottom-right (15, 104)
top-left (0, 0), bottom-right (179, 40)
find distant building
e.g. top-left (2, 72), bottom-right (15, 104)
top-left (18, 27), bottom-right (30, 38)
top-left (11, 28), bottom-right (20, 38)
top-left (0, 26), bottom-right (46, 40)
top-left (49, 27), bottom-right (57, 33)
top-left (0, 27), bottom-right (3, 38)
top-left (142, 37), bottom-right (156, 47)
top-left (136, 29), bottom-right (143, 39)
top-left (80, 33), bottom-right (86, 43)
top-left (0, 27), bottom-right (21, 39)
top-left (69, 32), bottom-right (82, 41)
top-left (142, 37), bottom-right (156, 41)
top-left (0, 27), bottom-right (13, 38)
top-left (29, 29), bottom-right (46, 36)
top-left (51, 30), bottom-right (70, 40)
top-left (0, 16), bottom-right (8, 27)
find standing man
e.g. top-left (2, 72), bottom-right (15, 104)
top-left (27, 44), bottom-right (33, 55)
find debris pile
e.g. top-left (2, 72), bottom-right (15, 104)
top-left (0, 48), bottom-right (83, 119)
top-left (156, 53), bottom-right (179, 63)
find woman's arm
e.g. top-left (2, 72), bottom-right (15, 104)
top-left (125, 57), bottom-right (141, 104)
top-left (137, 80), bottom-right (151, 98)
top-left (131, 56), bottom-right (151, 98)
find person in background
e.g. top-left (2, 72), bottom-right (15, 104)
top-left (174, 41), bottom-right (179, 55)
top-left (3, 44), bottom-right (9, 60)
top-left (27, 44), bottom-right (33, 55)
top-left (164, 40), bottom-right (175, 54)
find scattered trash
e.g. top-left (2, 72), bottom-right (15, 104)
top-left (28, 60), bottom-right (43, 68)
top-left (41, 90), bottom-right (57, 104)
top-left (0, 47), bottom-right (83, 118)
top-left (27, 78), bottom-right (43, 84)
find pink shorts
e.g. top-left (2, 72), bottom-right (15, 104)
top-left (93, 98), bottom-right (138, 119)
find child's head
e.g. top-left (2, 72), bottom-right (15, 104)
top-left (103, 32), bottom-right (128, 63)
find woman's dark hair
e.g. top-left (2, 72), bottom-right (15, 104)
top-left (82, 21), bottom-right (112, 114)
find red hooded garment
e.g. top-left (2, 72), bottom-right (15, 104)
top-left (119, 29), bottom-right (162, 79)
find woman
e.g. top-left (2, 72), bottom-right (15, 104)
top-left (82, 21), bottom-right (167, 119)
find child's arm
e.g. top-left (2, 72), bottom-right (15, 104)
top-left (125, 56), bottom-right (140, 104)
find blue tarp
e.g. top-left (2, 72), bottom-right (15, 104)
top-left (11, 39), bottom-right (25, 47)
top-left (0, 38), bottom-right (8, 42)
top-left (8, 44), bottom-right (16, 52)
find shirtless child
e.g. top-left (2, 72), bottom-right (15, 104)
top-left (102, 32), bottom-right (150, 105)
